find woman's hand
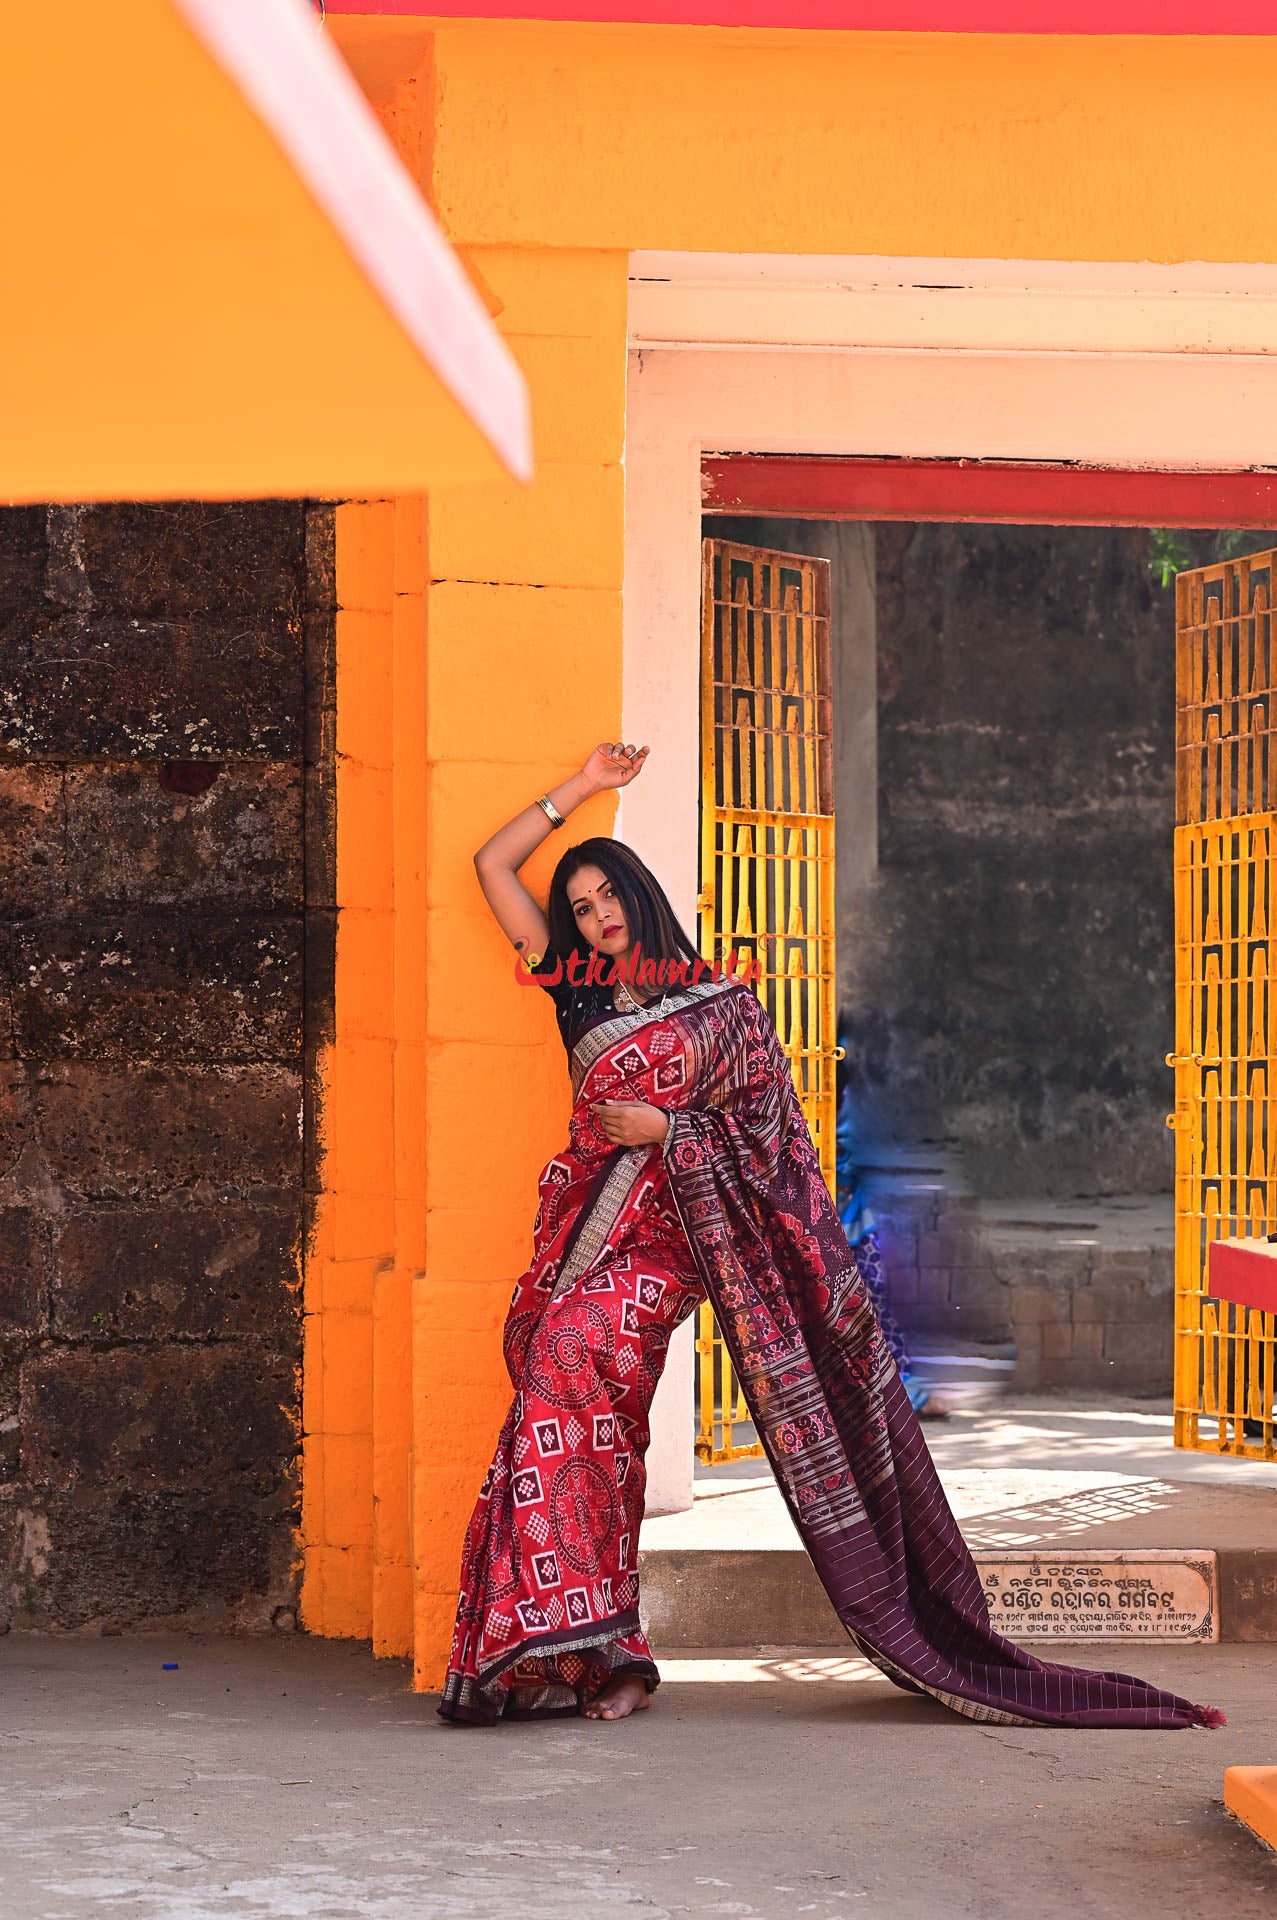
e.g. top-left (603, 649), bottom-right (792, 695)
top-left (580, 742), bottom-right (649, 793)
top-left (591, 1100), bottom-right (669, 1147)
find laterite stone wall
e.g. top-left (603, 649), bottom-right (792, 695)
top-left (861, 521), bottom-right (1180, 1200)
top-left (0, 502), bottom-right (334, 1631)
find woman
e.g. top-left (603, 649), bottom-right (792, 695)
top-left (439, 743), bottom-right (1223, 1732)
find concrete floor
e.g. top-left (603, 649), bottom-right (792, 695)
top-left (2, 1635), bottom-right (1276, 1920)
top-left (643, 1397), bottom-right (1277, 1553)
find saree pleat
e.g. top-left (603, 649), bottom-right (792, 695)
top-left (441, 974), bottom-right (1223, 1731)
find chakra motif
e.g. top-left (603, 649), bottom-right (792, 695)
top-left (485, 1526), bottom-right (522, 1604)
top-left (550, 1458), bottom-right (619, 1576)
top-left (503, 1311), bottom-right (540, 1374)
top-left (525, 1303), bottom-right (615, 1410)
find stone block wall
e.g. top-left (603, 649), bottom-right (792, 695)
top-left (0, 502), bottom-right (333, 1631)
top-left (854, 520), bottom-right (1181, 1201)
top-left (871, 1168), bottom-right (1175, 1395)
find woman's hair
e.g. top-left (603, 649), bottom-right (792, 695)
top-left (546, 837), bottom-right (707, 984)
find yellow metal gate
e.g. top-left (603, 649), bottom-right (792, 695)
top-left (1173, 547), bottom-right (1277, 1458)
top-left (695, 538), bottom-right (837, 1462)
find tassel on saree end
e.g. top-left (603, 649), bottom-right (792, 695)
top-left (1196, 1705), bottom-right (1227, 1729)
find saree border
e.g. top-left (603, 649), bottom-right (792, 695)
top-left (437, 1607), bottom-right (646, 1723)
top-left (550, 1143), bottom-right (650, 1299)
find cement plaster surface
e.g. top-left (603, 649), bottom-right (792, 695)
top-left (2, 1635), bottom-right (1276, 1920)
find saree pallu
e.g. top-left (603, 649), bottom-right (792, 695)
top-left (441, 976), bottom-right (1223, 1731)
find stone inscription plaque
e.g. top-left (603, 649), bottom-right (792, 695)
top-left (975, 1551), bottom-right (1218, 1642)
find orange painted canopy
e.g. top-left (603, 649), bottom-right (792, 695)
top-left (0, 0), bottom-right (531, 503)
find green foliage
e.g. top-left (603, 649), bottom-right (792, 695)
top-left (1147, 526), bottom-right (1277, 590)
top-left (1148, 529), bottom-right (1191, 589)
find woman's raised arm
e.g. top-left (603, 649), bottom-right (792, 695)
top-left (473, 742), bottom-right (649, 962)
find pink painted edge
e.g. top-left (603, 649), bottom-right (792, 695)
top-left (326, 0), bottom-right (1277, 31)
top-left (173, 0), bottom-right (532, 481)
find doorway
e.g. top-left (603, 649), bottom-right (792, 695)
top-left (697, 464), bottom-right (1277, 1467)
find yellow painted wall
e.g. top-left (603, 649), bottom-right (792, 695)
top-left (413, 245), bottom-right (627, 1684)
top-left (423, 24), bottom-right (1277, 263)
top-left (321, 18), bottom-right (1277, 1687)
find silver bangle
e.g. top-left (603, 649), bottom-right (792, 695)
top-left (534, 794), bottom-right (566, 828)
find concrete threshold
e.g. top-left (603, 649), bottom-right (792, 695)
top-left (639, 1399), bottom-right (1277, 1647)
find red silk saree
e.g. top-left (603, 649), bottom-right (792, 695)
top-left (439, 975), bottom-right (1223, 1730)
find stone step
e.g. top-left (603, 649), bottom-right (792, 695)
top-left (637, 1542), bottom-right (1277, 1646)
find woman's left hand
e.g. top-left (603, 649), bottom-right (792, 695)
top-left (591, 1100), bottom-right (670, 1147)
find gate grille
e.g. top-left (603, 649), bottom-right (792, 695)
top-left (695, 538), bottom-right (836, 1463)
top-left (1173, 548), bottom-right (1277, 1458)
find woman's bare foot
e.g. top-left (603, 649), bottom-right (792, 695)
top-left (581, 1674), bottom-right (651, 1721)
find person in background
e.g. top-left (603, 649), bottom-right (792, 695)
top-left (834, 1083), bottom-right (933, 1417)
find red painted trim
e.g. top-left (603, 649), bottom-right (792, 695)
top-left (326, 1), bottom-right (1277, 31)
top-left (1209, 1240), bottom-right (1277, 1315)
top-left (177, 0), bottom-right (531, 480)
top-left (701, 457), bottom-right (1277, 527)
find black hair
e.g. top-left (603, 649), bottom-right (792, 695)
top-left (546, 837), bottom-right (709, 987)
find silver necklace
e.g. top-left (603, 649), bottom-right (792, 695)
top-left (613, 975), bottom-right (667, 1015)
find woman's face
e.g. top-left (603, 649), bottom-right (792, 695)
top-left (566, 864), bottom-right (630, 958)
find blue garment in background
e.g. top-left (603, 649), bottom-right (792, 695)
top-left (835, 1086), bottom-right (929, 1412)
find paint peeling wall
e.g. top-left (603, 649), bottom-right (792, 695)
top-left (0, 502), bottom-right (334, 1631)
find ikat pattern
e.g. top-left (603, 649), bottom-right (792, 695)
top-left (438, 996), bottom-right (715, 1721)
top-left (440, 976), bottom-right (1221, 1733)
top-left (658, 984), bottom-right (1223, 1733)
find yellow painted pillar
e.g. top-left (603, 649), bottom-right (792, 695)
top-left (412, 248), bottom-right (629, 1687)
top-left (301, 499), bottom-right (398, 1642)
top-left (381, 497), bottom-right (428, 1657)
